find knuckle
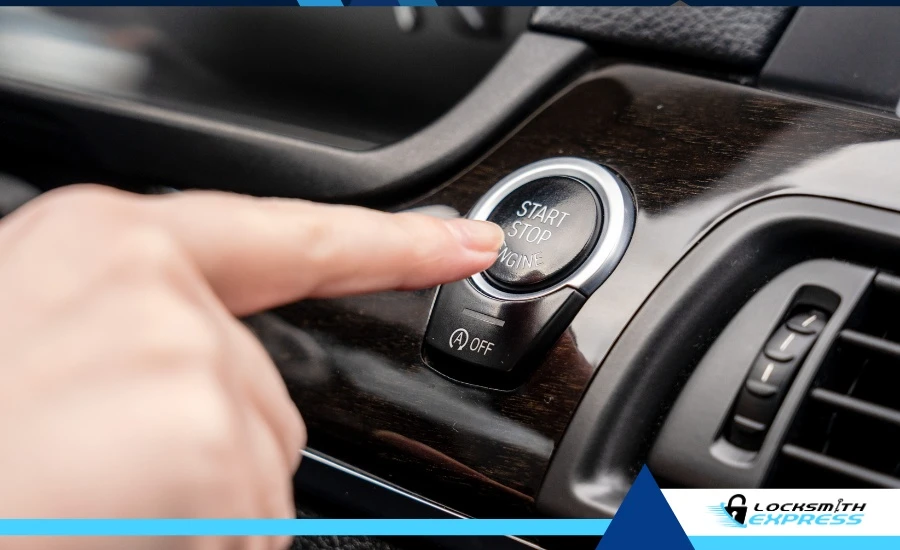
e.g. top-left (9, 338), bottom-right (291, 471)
top-left (178, 435), bottom-right (250, 513)
top-left (108, 225), bottom-right (186, 276)
top-left (131, 289), bottom-right (223, 367)
top-left (186, 376), bottom-right (238, 456)
top-left (177, 310), bottom-right (226, 367)
top-left (394, 213), bottom-right (448, 270)
top-left (37, 183), bottom-right (125, 206)
top-left (169, 374), bottom-right (243, 478)
top-left (145, 391), bottom-right (250, 519)
top-left (26, 184), bottom-right (133, 228)
top-left (20, 186), bottom-right (191, 283)
top-left (287, 408), bottom-right (307, 455)
top-left (298, 216), bottom-right (335, 265)
top-left (288, 419), bottom-right (307, 470)
top-left (399, 213), bottom-right (443, 252)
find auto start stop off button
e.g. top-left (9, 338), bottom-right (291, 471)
top-left (485, 177), bottom-right (601, 289)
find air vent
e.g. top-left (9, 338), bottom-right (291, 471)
top-left (770, 272), bottom-right (900, 488)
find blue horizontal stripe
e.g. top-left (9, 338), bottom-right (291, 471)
top-left (690, 537), bottom-right (900, 550)
top-left (0, 519), bottom-right (609, 536)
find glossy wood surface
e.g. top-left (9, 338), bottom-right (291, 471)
top-left (252, 65), bottom-right (900, 517)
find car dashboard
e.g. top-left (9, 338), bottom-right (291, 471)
top-left (2, 7), bottom-right (900, 550)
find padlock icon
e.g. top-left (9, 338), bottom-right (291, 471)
top-left (725, 494), bottom-right (748, 524)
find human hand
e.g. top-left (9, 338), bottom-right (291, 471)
top-left (0, 185), bottom-right (503, 550)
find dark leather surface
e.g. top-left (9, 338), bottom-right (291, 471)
top-left (761, 7), bottom-right (900, 112)
top-left (531, 7), bottom-right (795, 69)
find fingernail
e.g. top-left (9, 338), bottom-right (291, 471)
top-left (445, 219), bottom-right (504, 252)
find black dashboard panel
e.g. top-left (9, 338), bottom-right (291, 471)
top-left (0, 27), bottom-right (590, 203)
top-left (761, 7), bottom-right (900, 113)
top-left (23, 7), bottom-right (530, 148)
top-left (241, 65), bottom-right (900, 519)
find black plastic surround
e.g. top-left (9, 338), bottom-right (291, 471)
top-left (423, 280), bottom-right (585, 384)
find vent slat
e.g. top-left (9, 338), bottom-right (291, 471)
top-left (874, 272), bottom-right (900, 294)
top-left (810, 388), bottom-right (900, 428)
top-left (782, 445), bottom-right (900, 488)
top-left (839, 330), bottom-right (900, 360)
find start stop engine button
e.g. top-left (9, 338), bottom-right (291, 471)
top-left (422, 158), bottom-right (634, 384)
top-left (485, 176), bottom-right (601, 289)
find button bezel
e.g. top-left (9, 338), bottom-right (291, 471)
top-left (468, 157), bottom-right (635, 301)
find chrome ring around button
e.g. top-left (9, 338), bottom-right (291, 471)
top-left (468, 157), bottom-right (635, 301)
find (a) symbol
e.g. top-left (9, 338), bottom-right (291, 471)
top-left (449, 328), bottom-right (469, 350)
top-left (725, 494), bottom-right (748, 525)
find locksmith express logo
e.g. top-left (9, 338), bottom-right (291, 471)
top-left (708, 494), bottom-right (866, 528)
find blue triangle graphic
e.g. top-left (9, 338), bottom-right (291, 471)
top-left (596, 466), bottom-right (694, 550)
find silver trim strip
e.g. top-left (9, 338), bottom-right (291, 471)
top-left (301, 449), bottom-right (466, 518)
top-left (468, 157), bottom-right (635, 300)
top-left (299, 449), bottom-right (546, 549)
top-left (462, 308), bottom-right (507, 327)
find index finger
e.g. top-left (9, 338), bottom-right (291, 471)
top-left (144, 191), bottom-right (504, 316)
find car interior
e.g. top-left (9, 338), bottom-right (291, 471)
top-left (2, 6), bottom-right (900, 550)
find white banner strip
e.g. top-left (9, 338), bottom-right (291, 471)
top-left (662, 489), bottom-right (900, 536)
